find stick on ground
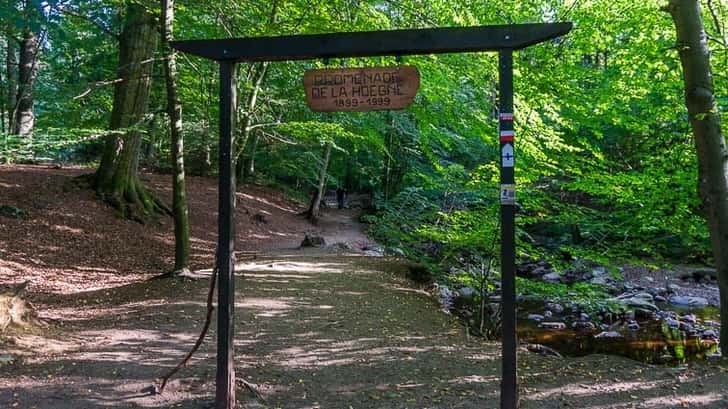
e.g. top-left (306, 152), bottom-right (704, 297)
top-left (158, 267), bottom-right (218, 392)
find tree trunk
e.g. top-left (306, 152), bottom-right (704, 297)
top-left (244, 133), bottom-right (259, 179)
top-left (235, 62), bottom-right (268, 182)
top-left (162, 0), bottom-right (190, 271)
top-left (12, 28), bottom-right (38, 137)
top-left (93, 4), bottom-right (164, 222)
top-left (5, 34), bottom-right (17, 133)
top-left (308, 141), bottom-right (332, 223)
top-left (666, 0), bottom-right (728, 351)
top-left (0, 42), bottom-right (4, 134)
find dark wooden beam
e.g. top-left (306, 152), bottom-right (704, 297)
top-left (216, 60), bottom-right (237, 409)
top-left (171, 23), bottom-right (572, 62)
top-left (498, 50), bottom-right (517, 409)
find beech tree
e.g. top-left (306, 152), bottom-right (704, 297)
top-left (93, 3), bottom-right (166, 221)
top-left (13, 24), bottom-right (38, 137)
top-left (3, 35), bottom-right (17, 133)
top-left (666, 0), bottom-right (727, 350)
top-left (161, 0), bottom-right (190, 270)
top-left (3, 0), bottom-right (41, 138)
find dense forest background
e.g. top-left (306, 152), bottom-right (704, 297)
top-left (1, 0), bottom-right (727, 274)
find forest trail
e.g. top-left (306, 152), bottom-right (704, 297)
top-left (3, 237), bottom-right (728, 408)
top-left (1, 166), bottom-right (727, 408)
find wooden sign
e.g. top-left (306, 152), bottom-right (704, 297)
top-left (303, 66), bottom-right (420, 112)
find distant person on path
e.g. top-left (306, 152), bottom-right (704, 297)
top-left (336, 187), bottom-right (347, 209)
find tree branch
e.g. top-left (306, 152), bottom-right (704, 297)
top-left (73, 78), bottom-right (123, 100)
top-left (55, 6), bottom-right (120, 40)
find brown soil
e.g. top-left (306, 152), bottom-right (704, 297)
top-left (1, 165), bottom-right (727, 409)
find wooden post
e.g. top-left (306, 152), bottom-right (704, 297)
top-left (498, 49), bottom-right (517, 409)
top-left (216, 60), bottom-right (237, 409)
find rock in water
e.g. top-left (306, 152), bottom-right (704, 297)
top-left (539, 322), bottom-right (566, 330)
top-left (300, 234), bottom-right (326, 248)
top-left (613, 294), bottom-right (658, 311)
top-left (527, 314), bottom-right (545, 322)
top-left (594, 331), bottom-right (622, 339)
top-left (572, 321), bottom-right (596, 331)
top-left (668, 295), bottom-right (709, 308)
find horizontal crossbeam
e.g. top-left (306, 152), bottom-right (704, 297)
top-left (171, 23), bottom-right (572, 62)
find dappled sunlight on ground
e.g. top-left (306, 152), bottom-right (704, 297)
top-left (2, 250), bottom-right (726, 408)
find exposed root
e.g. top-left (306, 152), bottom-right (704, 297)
top-left (148, 268), bottom-right (210, 281)
top-left (0, 281), bottom-right (43, 333)
top-left (237, 378), bottom-right (268, 404)
top-left (73, 173), bottom-right (172, 223)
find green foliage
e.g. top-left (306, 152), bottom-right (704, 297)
top-left (0, 130), bottom-right (106, 164)
top-left (516, 278), bottom-right (623, 314)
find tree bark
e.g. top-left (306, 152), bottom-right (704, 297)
top-left (235, 62), bottom-right (268, 182)
top-left (93, 4), bottom-right (164, 222)
top-left (308, 141), bottom-right (332, 223)
top-left (244, 133), bottom-right (259, 179)
top-left (666, 0), bottom-right (728, 351)
top-left (162, 0), bottom-right (190, 271)
top-left (12, 28), bottom-right (38, 137)
top-left (0, 39), bottom-right (4, 134)
top-left (5, 34), bottom-right (17, 133)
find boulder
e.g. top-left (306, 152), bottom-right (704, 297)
top-left (592, 266), bottom-right (607, 276)
top-left (634, 308), bottom-right (655, 320)
top-left (527, 314), bottom-right (545, 322)
top-left (458, 287), bottom-right (476, 299)
top-left (701, 329), bottom-right (718, 340)
top-left (664, 317), bottom-right (680, 329)
top-left (542, 272), bottom-right (561, 283)
top-left (545, 302), bottom-right (564, 314)
top-left (572, 321), bottom-right (596, 331)
top-left (300, 234), bottom-right (326, 248)
top-left (590, 276), bottom-right (609, 285)
top-left (613, 294), bottom-right (658, 311)
top-left (681, 314), bottom-right (697, 324)
top-left (668, 295), bottom-right (709, 308)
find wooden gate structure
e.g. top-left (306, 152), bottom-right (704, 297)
top-left (171, 22), bottom-right (572, 409)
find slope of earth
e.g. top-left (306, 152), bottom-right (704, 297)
top-left (0, 164), bottom-right (369, 296)
top-left (1, 164), bottom-right (727, 408)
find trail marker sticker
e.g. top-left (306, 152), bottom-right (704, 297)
top-left (500, 184), bottom-right (516, 205)
top-left (303, 66), bottom-right (420, 112)
top-left (502, 143), bottom-right (514, 167)
top-left (500, 130), bottom-right (514, 142)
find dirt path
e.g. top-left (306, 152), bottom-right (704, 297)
top-left (3, 249), bottom-right (727, 409)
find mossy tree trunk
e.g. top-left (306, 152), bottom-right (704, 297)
top-left (308, 141), bottom-right (332, 224)
top-left (13, 28), bottom-right (37, 138)
top-left (162, 0), bottom-right (190, 271)
top-left (666, 0), bottom-right (728, 351)
top-left (5, 33), bottom-right (18, 133)
top-left (94, 4), bottom-right (164, 222)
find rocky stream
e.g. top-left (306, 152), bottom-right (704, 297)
top-left (438, 258), bottom-right (721, 364)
